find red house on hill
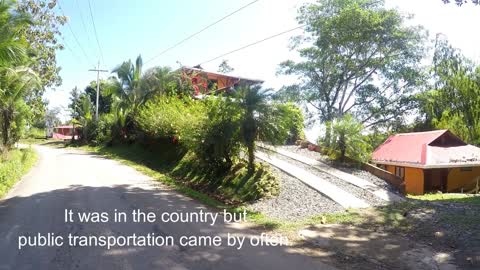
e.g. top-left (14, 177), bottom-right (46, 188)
top-left (181, 66), bottom-right (263, 96)
top-left (372, 130), bottom-right (480, 195)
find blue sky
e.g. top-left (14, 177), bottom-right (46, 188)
top-left (46, 0), bottom-right (480, 125)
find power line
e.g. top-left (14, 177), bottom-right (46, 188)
top-left (57, 1), bottom-right (95, 67)
top-left (59, 35), bottom-right (84, 65)
top-left (87, 0), bottom-right (105, 65)
top-left (145, 0), bottom-right (260, 65)
top-left (198, 25), bottom-right (304, 66)
top-left (75, 0), bottom-right (94, 52)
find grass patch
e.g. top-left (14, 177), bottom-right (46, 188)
top-left (408, 193), bottom-right (480, 205)
top-left (19, 137), bottom-right (51, 145)
top-left (0, 147), bottom-right (37, 197)
top-left (252, 202), bottom-right (416, 233)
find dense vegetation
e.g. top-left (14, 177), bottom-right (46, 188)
top-left (0, 0), bottom-right (64, 152)
top-left (67, 54), bottom-right (304, 202)
top-left (0, 147), bottom-right (37, 197)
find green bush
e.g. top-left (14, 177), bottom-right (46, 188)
top-left (136, 95), bottom-right (206, 144)
top-left (193, 96), bottom-right (243, 171)
top-left (172, 152), bottom-right (280, 202)
top-left (24, 127), bottom-right (45, 139)
top-left (276, 102), bottom-right (305, 144)
top-left (328, 114), bottom-right (371, 162)
top-left (137, 95), bottom-right (243, 172)
top-left (250, 163), bottom-right (280, 199)
top-left (0, 148), bottom-right (37, 197)
top-left (95, 113), bottom-right (116, 145)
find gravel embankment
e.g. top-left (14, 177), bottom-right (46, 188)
top-left (249, 165), bottom-right (344, 221)
top-left (279, 145), bottom-right (401, 195)
top-left (270, 152), bottom-right (387, 206)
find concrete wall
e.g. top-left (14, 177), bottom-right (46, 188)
top-left (363, 163), bottom-right (405, 194)
top-left (447, 167), bottom-right (480, 192)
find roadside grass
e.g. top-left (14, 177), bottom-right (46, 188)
top-left (19, 137), bottom-right (52, 145)
top-left (0, 147), bottom-right (37, 197)
top-left (408, 193), bottom-right (480, 205)
top-left (253, 202), bottom-right (416, 233)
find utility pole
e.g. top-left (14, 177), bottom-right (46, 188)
top-left (88, 61), bottom-right (108, 121)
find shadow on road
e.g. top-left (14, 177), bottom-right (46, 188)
top-left (0, 184), bottom-right (342, 269)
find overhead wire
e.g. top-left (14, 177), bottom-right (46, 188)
top-left (57, 0), bottom-right (95, 67)
top-left (75, 0), bottom-right (94, 53)
top-left (87, 0), bottom-right (105, 65)
top-left (197, 25), bottom-right (304, 66)
top-left (144, 0), bottom-right (260, 65)
top-left (59, 35), bottom-right (84, 65)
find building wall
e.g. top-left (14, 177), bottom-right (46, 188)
top-left (404, 167), bottom-right (424, 195)
top-left (385, 165), bottom-right (395, 175)
top-left (385, 165), bottom-right (424, 195)
top-left (447, 167), bottom-right (480, 192)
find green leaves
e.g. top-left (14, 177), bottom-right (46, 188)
top-left (279, 0), bottom-right (427, 128)
top-left (419, 37), bottom-right (480, 145)
top-left (329, 114), bottom-right (371, 162)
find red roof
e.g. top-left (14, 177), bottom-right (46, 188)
top-left (372, 130), bottom-right (460, 166)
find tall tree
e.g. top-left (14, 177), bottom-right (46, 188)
top-left (16, 0), bottom-right (66, 88)
top-left (0, 0), bottom-right (31, 66)
top-left (0, 67), bottom-right (40, 150)
top-left (84, 80), bottom-right (112, 114)
top-left (108, 55), bottom-right (148, 117)
top-left (279, 0), bottom-right (427, 142)
top-left (236, 85), bottom-right (294, 175)
top-left (418, 36), bottom-right (480, 145)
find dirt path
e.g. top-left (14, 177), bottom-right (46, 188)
top-left (0, 145), bottom-right (338, 270)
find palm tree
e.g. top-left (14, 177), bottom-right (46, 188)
top-left (108, 55), bottom-right (148, 116)
top-left (236, 85), bottom-right (273, 175)
top-left (236, 85), bottom-right (298, 176)
top-left (0, 67), bottom-right (40, 150)
top-left (0, 0), bottom-right (31, 66)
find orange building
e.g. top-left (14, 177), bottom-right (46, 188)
top-left (371, 130), bottom-right (480, 195)
top-left (181, 66), bottom-right (263, 96)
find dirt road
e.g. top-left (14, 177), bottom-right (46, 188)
top-left (0, 145), bottom-right (338, 270)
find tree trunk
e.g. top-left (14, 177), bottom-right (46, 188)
top-left (339, 132), bottom-right (346, 162)
top-left (324, 121), bottom-right (332, 147)
top-left (1, 109), bottom-right (12, 150)
top-left (247, 141), bottom-right (255, 176)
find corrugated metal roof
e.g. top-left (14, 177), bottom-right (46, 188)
top-left (372, 130), bottom-right (448, 165)
top-left (428, 145), bottom-right (480, 165)
top-left (182, 67), bottom-right (264, 83)
top-left (372, 130), bottom-right (480, 168)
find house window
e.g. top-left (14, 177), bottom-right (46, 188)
top-left (460, 167), bottom-right (473, 172)
top-left (395, 166), bottom-right (405, 179)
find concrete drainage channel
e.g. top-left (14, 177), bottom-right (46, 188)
top-left (256, 145), bottom-right (403, 209)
